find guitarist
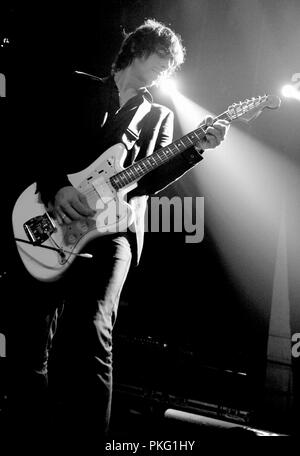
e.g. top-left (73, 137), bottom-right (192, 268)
top-left (10, 19), bottom-right (229, 442)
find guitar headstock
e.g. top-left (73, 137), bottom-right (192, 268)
top-left (227, 95), bottom-right (281, 123)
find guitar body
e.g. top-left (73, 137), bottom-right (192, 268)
top-left (12, 143), bottom-right (137, 282)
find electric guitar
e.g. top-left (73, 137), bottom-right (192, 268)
top-left (12, 94), bottom-right (281, 282)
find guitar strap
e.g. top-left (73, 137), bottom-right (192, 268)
top-left (121, 95), bottom-right (152, 152)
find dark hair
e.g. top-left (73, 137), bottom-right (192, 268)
top-left (112, 19), bottom-right (186, 76)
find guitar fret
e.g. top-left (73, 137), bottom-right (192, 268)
top-left (140, 162), bottom-right (149, 172)
top-left (160, 149), bottom-right (169, 160)
top-left (149, 156), bottom-right (158, 165)
top-left (114, 176), bottom-right (121, 189)
top-left (134, 164), bottom-right (143, 175)
top-left (119, 173), bottom-right (129, 185)
top-left (180, 138), bottom-right (187, 147)
top-left (140, 161), bottom-right (148, 176)
top-left (132, 166), bottom-right (140, 176)
top-left (115, 175), bottom-right (122, 186)
top-left (194, 130), bottom-right (202, 141)
top-left (182, 136), bottom-right (193, 147)
top-left (126, 168), bottom-right (134, 179)
top-left (186, 135), bottom-right (195, 145)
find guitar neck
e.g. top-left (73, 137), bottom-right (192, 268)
top-left (110, 110), bottom-right (232, 191)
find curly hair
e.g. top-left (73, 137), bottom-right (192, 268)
top-left (111, 19), bottom-right (186, 77)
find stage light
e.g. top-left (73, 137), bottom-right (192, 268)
top-left (282, 85), bottom-right (295, 98)
top-left (281, 84), bottom-right (300, 100)
top-left (159, 78), bottom-right (178, 95)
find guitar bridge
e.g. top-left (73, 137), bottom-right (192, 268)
top-left (23, 212), bottom-right (56, 244)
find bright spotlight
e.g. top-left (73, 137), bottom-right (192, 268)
top-left (159, 78), bottom-right (178, 95)
top-left (282, 85), bottom-right (295, 98)
top-left (281, 84), bottom-right (300, 100)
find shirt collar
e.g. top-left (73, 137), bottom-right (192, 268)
top-left (108, 74), bottom-right (153, 103)
top-left (139, 87), bottom-right (153, 103)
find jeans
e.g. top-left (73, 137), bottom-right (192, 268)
top-left (8, 234), bottom-right (133, 439)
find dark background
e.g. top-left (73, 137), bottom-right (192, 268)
top-left (1, 0), bottom-right (300, 436)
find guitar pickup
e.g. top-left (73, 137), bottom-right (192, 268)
top-left (23, 212), bottom-right (56, 244)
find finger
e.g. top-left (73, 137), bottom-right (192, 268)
top-left (58, 203), bottom-right (82, 222)
top-left (70, 199), bottom-right (92, 217)
top-left (206, 127), bottom-right (223, 142)
top-left (55, 211), bottom-right (63, 225)
top-left (220, 119), bottom-right (230, 127)
top-left (196, 133), bottom-right (219, 149)
top-left (213, 121), bottom-right (230, 136)
top-left (207, 122), bottom-right (226, 134)
top-left (56, 210), bottom-right (72, 225)
top-left (61, 212), bottom-right (72, 224)
top-left (214, 118), bottom-right (230, 125)
top-left (204, 116), bottom-right (214, 126)
top-left (205, 135), bottom-right (219, 148)
top-left (76, 194), bottom-right (96, 216)
top-left (206, 129), bottom-right (223, 147)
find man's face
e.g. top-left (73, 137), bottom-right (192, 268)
top-left (132, 52), bottom-right (174, 87)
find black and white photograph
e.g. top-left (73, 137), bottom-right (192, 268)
top-left (0, 0), bottom-right (300, 452)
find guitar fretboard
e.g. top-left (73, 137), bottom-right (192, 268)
top-left (110, 110), bottom-right (231, 190)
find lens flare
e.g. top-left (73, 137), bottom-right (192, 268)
top-left (281, 84), bottom-right (300, 100)
top-left (159, 78), bottom-right (178, 95)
